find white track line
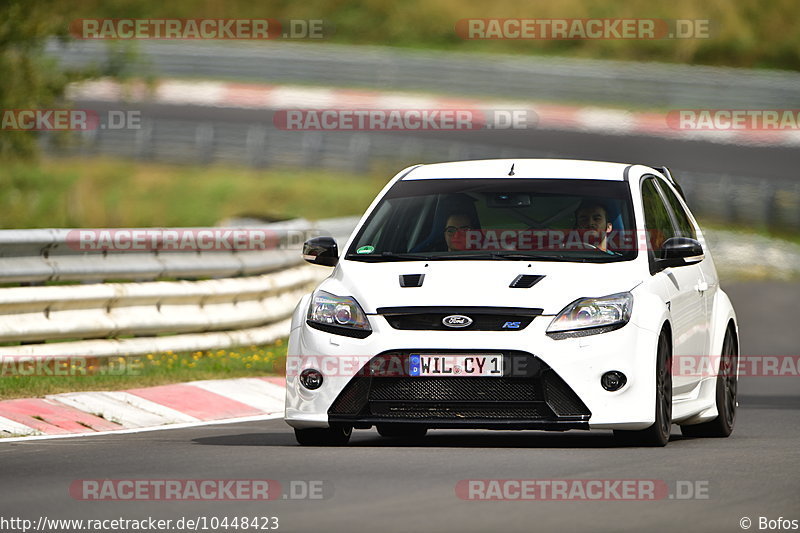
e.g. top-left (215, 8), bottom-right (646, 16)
top-left (0, 412), bottom-right (284, 443)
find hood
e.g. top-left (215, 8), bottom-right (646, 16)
top-left (319, 259), bottom-right (643, 315)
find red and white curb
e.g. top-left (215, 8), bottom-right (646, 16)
top-left (68, 78), bottom-right (800, 147)
top-left (0, 376), bottom-right (286, 441)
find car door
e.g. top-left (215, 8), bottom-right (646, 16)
top-left (641, 177), bottom-right (706, 394)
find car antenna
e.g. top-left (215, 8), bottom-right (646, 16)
top-left (508, 163), bottom-right (515, 176)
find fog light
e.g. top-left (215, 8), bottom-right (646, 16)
top-left (601, 371), bottom-right (626, 391)
top-left (300, 368), bottom-right (324, 390)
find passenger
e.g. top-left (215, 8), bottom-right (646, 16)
top-left (574, 202), bottom-right (613, 252)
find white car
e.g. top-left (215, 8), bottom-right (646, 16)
top-left (285, 159), bottom-right (739, 447)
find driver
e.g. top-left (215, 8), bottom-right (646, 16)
top-left (444, 213), bottom-right (474, 252)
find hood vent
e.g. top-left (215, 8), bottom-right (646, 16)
top-left (509, 274), bottom-right (544, 288)
top-left (399, 274), bottom-right (425, 287)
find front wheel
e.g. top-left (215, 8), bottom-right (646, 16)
top-left (681, 328), bottom-right (737, 438)
top-left (614, 331), bottom-right (672, 447)
top-left (294, 425), bottom-right (352, 446)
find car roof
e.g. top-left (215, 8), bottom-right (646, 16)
top-left (400, 159), bottom-right (642, 181)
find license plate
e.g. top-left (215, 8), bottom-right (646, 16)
top-left (408, 354), bottom-right (503, 377)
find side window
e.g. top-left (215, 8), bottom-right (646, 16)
top-left (641, 178), bottom-right (675, 258)
top-left (658, 182), bottom-right (697, 239)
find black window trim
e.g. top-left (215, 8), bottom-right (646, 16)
top-left (639, 174), bottom-right (702, 275)
top-left (639, 173), bottom-right (675, 276)
top-left (654, 176), bottom-right (700, 239)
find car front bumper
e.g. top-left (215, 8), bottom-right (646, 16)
top-left (285, 310), bottom-right (659, 431)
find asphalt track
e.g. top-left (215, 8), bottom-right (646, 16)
top-left (1, 281), bottom-right (798, 533)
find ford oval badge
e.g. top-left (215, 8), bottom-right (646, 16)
top-left (442, 315), bottom-right (473, 328)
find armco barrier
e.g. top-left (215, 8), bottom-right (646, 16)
top-left (0, 217), bottom-right (359, 358)
top-left (48, 40), bottom-right (800, 109)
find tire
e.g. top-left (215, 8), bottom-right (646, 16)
top-left (294, 425), bottom-right (352, 446)
top-left (614, 331), bottom-right (672, 447)
top-left (376, 424), bottom-right (428, 439)
top-left (681, 328), bottom-right (737, 438)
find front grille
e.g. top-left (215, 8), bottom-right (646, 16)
top-left (328, 351), bottom-right (590, 426)
top-left (370, 403), bottom-right (548, 419)
top-left (329, 376), bottom-right (371, 415)
top-left (543, 370), bottom-right (590, 416)
top-left (377, 307), bottom-right (542, 331)
top-left (369, 377), bottom-right (540, 402)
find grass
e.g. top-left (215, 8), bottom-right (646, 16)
top-left (3, 156), bottom-right (797, 242)
top-left (0, 157), bottom-right (390, 228)
top-left (0, 341), bottom-right (287, 400)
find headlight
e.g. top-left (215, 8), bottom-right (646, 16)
top-left (306, 290), bottom-right (372, 338)
top-left (547, 292), bottom-right (633, 338)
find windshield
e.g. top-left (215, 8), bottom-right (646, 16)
top-left (346, 178), bottom-right (637, 262)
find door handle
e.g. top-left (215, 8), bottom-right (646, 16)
top-left (695, 281), bottom-right (709, 293)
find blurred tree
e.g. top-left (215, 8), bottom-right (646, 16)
top-left (0, 0), bottom-right (97, 160)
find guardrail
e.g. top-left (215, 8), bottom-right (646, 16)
top-left (0, 217), bottom-right (359, 358)
top-left (47, 40), bottom-right (800, 109)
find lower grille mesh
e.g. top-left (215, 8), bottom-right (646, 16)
top-left (327, 351), bottom-right (591, 423)
top-left (543, 371), bottom-right (590, 416)
top-left (370, 403), bottom-right (548, 419)
top-left (369, 377), bottom-right (540, 402)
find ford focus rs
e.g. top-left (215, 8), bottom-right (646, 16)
top-left (285, 159), bottom-right (739, 447)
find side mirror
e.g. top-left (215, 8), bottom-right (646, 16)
top-left (658, 237), bottom-right (704, 268)
top-left (302, 236), bottom-right (338, 267)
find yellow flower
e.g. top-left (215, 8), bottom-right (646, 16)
top-left (275, 339), bottom-right (283, 346)
top-left (146, 354), bottom-right (154, 360)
